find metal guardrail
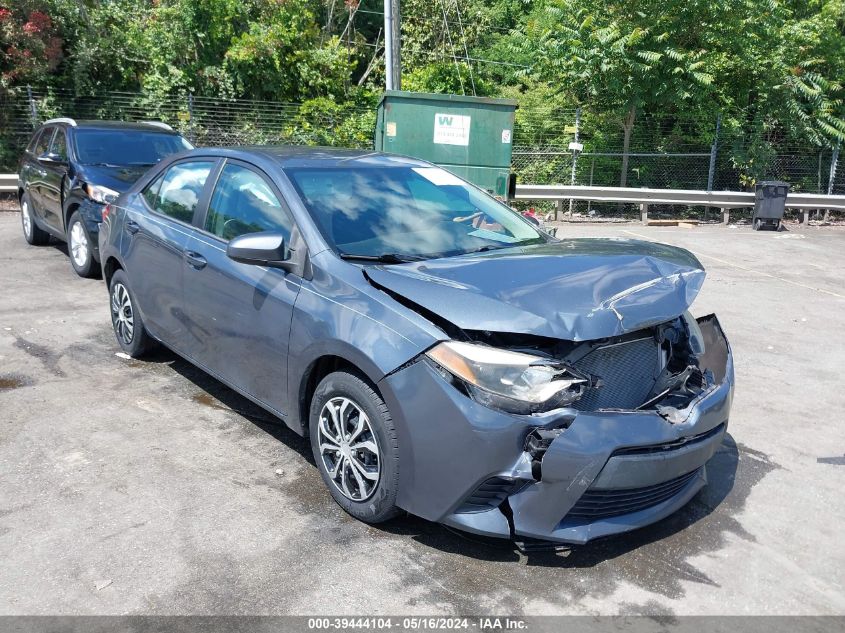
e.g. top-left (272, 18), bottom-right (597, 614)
top-left (4, 174), bottom-right (843, 224)
top-left (515, 184), bottom-right (845, 224)
top-left (0, 174), bottom-right (17, 194)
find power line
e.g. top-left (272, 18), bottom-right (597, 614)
top-left (353, 0), bottom-right (525, 80)
top-left (356, 41), bottom-right (530, 69)
top-left (438, 0), bottom-right (465, 94)
top-left (355, 8), bottom-right (517, 34)
top-left (451, 0), bottom-right (476, 95)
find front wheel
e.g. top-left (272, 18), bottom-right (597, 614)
top-left (67, 211), bottom-right (100, 278)
top-left (20, 193), bottom-right (50, 245)
top-left (109, 269), bottom-right (156, 358)
top-left (309, 371), bottom-right (401, 523)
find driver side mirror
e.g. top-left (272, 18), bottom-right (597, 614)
top-left (38, 152), bottom-right (66, 166)
top-left (226, 231), bottom-right (294, 271)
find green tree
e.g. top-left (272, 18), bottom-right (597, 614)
top-left (515, 0), bottom-right (720, 185)
top-left (0, 1), bottom-right (70, 89)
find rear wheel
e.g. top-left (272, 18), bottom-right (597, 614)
top-left (109, 269), bottom-right (155, 358)
top-left (20, 193), bottom-right (50, 245)
top-left (67, 211), bottom-right (100, 278)
top-left (309, 371), bottom-right (401, 523)
top-left (752, 218), bottom-right (763, 231)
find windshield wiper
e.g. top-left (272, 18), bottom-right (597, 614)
top-left (339, 253), bottom-right (426, 264)
top-left (462, 244), bottom-right (508, 255)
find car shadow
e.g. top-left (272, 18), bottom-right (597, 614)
top-left (141, 345), bottom-right (745, 567)
top-left (48, 240), bottom-right (104, 279)
top-left (140, 346), bottom-right (313, 463)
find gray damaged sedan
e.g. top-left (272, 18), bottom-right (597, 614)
top-left (98, 147), bottom-right (733, 545)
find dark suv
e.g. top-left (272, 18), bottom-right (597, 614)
top-left (17, 118), bottom-right (192, 277)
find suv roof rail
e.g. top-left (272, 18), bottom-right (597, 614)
top-left (141, 121), bottom-right (174, 131)
top-left (43, 117), bottom-right (77, 127)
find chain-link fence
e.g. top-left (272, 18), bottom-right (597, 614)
top-left (0, 87), bottom-right (376, 171)
top-left (1, 86), bottom-right (841, 219)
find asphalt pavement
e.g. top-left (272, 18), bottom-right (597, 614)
top-left (0, 210), bottom-right (843, 615)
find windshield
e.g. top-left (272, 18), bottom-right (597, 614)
top-left (287, 166), bottom-right (546, 259)
top-left (74, 130), bottom-right (193, 166)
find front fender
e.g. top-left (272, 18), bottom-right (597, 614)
top-left (286, 254), bottom-right (442, 432)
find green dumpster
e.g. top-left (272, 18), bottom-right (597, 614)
top-left (375, 90), bottom-right (518, 197)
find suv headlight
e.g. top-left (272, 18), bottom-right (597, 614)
top-left (85, 183), bottom-right (119, 204)
top-left (425, 340), bottom-right (588, 414)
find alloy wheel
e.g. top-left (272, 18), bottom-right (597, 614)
top-left (318, 396), bottom-right (381, 501)
top-left (21, 200), bottom-right (32, 238)
top-left (70, 222), bottom-right (89, 267)
top-left (111, 283), bottom-right (135, 345)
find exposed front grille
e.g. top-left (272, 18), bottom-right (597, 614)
top-left (571, 337), bottom-right (661, 411)
top-left (566, 469), bottom-right (700, 520)
top-left (456, 477), bottom-right (524, 514)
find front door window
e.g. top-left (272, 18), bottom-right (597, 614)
top-left (204, 163), bottom-right (293, 241)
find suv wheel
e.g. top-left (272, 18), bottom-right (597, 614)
top-left (109, 269), bottom-right (156, 358)
top-left (309, 371), bottom-right (401, 523)
top-left (67, 211), bottom-right (100, 278)
top-left (20, 193), bottom-right (50, 245)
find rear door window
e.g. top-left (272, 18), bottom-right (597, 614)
top-left (34, 128), bottom-right (54, 157)
top-left (51, 129), bottom-right (68, 161)
top-left (26, 129), bottom-right (45, 153)
top-left (148, 161), bottom-right (214, 224)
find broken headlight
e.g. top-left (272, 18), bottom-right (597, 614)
top-left (425, 340), bottom-right (588, 414)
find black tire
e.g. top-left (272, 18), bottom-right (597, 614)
top-left (20, 193), bottom-right (50, 245)
top-left (67, 211), bottom-right (100, 278)
top-left (752, 218), bottom-right (762, 231)
top-left (108, 269), bottom-right (156, 358)
top-left (309, 371), bottom-right (401, 523)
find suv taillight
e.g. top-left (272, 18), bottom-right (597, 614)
top-left (101, 204), bottom-right (112, 221)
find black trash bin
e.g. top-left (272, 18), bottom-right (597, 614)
top-left (752, 181), bottom-right (789, 231)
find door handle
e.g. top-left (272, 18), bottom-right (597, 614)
top-left (125, 220), bottom-right (141, 235)
top-left (184, 251), bottom-right (207, 270)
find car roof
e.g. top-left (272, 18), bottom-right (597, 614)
top-left (179, 146), bottom-right (432, 169)
top-left (69, 120), bottom-right (181, 134)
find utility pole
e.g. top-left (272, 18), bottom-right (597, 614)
top-left (27, 85), bottom-right (39, 129)
top-left (568, 106), bottom-right (582, 216)
top-left (384, 0), bottom-right (401, 90)
top-left (824, 140), bottom-right (840, 223)
top-left (705, 114), bottom-right (721, 221)
top-left (707, 114), bottom-right (721, 192)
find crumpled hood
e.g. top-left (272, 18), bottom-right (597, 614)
top-left (366, 239), bottom-right (705, 341)
top-left (77, 164), bottom-right (151, 193)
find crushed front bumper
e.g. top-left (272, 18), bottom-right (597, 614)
top-left (378, 315), bottom-right (734, 545)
